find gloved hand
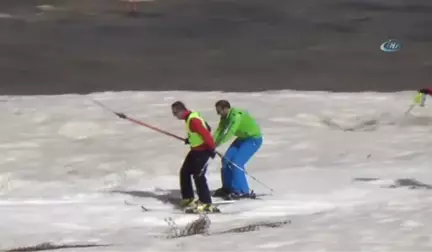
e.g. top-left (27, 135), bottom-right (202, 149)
top-left (115, 112), bottom-right (127, 119)
top-left (208, 150), bottom-right (216, 159)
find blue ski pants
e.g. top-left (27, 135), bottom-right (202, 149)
top-left (221, 137), bottom-right (263, 194)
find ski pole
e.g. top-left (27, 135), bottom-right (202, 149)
top-left (215, 152), bottom-right (274, 193)
top-left (404, 104), bottom-right (415, 116)
top-left (92, 100), bottom-right (184, 141)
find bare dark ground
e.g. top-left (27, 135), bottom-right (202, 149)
top-left (0, 0), bottom-right (431, 95)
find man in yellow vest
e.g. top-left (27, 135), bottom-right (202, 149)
top-left (171, 101), bottom-right (220, 213)
top-left (413, 88), bottom-right (432, 107)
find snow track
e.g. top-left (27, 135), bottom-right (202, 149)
top-left (2, 90), bottom-right (432, 251)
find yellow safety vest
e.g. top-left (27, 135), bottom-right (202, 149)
top-left (185, 112), bottom-right (207, 147)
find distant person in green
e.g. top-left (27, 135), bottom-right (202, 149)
top-left (212, 100), bottom-right (263, 199)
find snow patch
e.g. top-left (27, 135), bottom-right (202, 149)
top-left (1, 90), bottom-right (432, 251)
top-left (57, 121), bottom-right (102, 139)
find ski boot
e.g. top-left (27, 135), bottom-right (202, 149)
top-left (212, 187), bottom-right (229, 198)
top-left (185, 202), bottom-right (221, 214)
top-left (224, 190), bottom-right (257, 200)
top-left (180, 198), bottom-right (198, 208)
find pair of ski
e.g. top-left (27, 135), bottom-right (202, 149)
top-left (138, 193), bottom-right (267, 215)
top-left (138, 199), bottom-right (233, 214)
top-left (181, 192), bottom-right (268, 214)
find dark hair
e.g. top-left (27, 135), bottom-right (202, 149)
top-left (171, 101), bottom-right (187, 111)
top-left (215, 100), bottom-right (230, 109)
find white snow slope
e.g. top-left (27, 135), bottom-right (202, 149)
top-left (1, 90), bottom-right (432, 251)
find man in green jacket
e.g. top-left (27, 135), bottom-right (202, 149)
top-left (212, 100), bottom-right (263, 199)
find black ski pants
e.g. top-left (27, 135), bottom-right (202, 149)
top-left (180, 150), bottom-right (212, 204)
